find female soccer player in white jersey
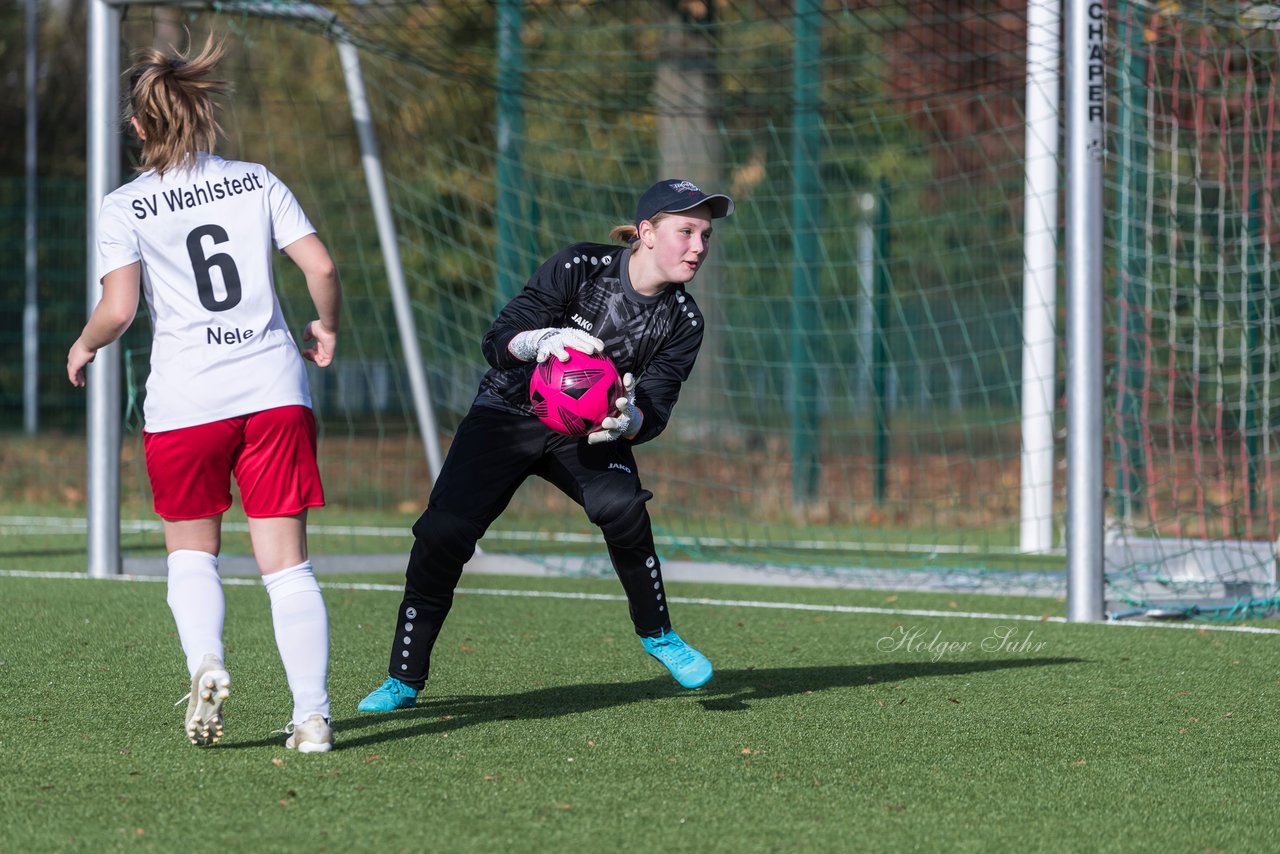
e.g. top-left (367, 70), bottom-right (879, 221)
top-left (67, 37), bottom-right (342, 753)
top-left (356, 179), bottom-right (733, 713)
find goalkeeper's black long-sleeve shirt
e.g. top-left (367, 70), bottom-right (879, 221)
top-left (477, 242), bottom-right (704, 445)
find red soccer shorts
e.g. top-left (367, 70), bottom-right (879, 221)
top-left (143, 405), bottom-right (326, 520)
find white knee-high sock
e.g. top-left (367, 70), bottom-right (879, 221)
top-left (262, 561), bottom-right (330, 723)
top-left (166, 550), bottom-right (225, 677)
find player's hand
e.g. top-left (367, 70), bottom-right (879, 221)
top-left (67, 339), bottom-right (96, 388)
top-left (509, 327), bottom-right (604, 363)
top-left (302, 320), bottom-right (337, 367)
top-left (588, 372), bottom-right (643, 444)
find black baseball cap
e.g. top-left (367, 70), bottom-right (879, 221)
top-left (634, 179), bottom-right (735, 226)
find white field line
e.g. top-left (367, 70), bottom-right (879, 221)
top-left (3, 569), bottom-right (1279, 636)
top-left (0, 515), bottom-right (1038, 556)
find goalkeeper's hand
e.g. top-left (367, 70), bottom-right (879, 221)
top-left (508, 327), bottom-right (604, 363)
top-left (587, 373), bottom-right (643, 444)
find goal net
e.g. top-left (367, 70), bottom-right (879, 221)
top-left (82, 0), bottom-right (1279, 615)
top-left (1104, 2), bottom-right (1280, 618)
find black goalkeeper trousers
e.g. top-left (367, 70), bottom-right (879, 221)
top-left (383, 404), bottom-right (672, 689)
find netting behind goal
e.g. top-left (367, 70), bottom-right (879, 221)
top-left (105, 0), bottom-right (1044, 586)
top-left (94, 0), bottom-right (1280, 612)
top-left (1104, 2), bottom-right (1280, 617)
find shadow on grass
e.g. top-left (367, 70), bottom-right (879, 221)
top-left (226, 656), bottom-right (1085, 751)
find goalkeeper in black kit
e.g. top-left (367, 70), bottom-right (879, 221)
top-left (357, 179), bottom-right (735, 712)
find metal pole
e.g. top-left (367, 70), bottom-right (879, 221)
top-left (873, 178), bottom-right (890, 506)
top-left (1065, 0), bottom-right (1106, 621)
top-left (86, 0), bottom-right (122, 577)
top-left (494, 0), bottom-right (525, 307)
top-left (23, 0), bottom-right (39, 435)
top-left (1018, 0), bottom-right (1061, 553)
top-left (1244, 188), bottom-right (1263, 518)
top-left (790, 0), bottom-right (821, 511)
top-left (855, 192), bottom-right (874, 408)
top-left (1113, 0), bottom-right (1148, 520)
top-left (337, 39), bottom-right (444, 482)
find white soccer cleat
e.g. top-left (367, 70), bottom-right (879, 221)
top-left (180, 654), bottom-right (231, 746)
top-left (283, 713), bottom-right (334, 754)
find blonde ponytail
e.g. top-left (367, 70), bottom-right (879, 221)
top-left (127, 34), bottom-right (230, 176)
top-left (608, 211), bottom-right (674, 246)
top-left (609, 224), bottom-right (638, 244)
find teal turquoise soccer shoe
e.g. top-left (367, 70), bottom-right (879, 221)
top-left (357, 677), bottom-right (419, 712)
top-left (642, 629), bottom-right (713, 689)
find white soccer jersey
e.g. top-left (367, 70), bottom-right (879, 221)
top-left (97, 153), bottom-right (317, 432)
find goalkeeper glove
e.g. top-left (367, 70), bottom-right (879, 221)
top-left (508, 327), bottom-right (604, 363)
top-left (587, 372), bottom-right (643, 444)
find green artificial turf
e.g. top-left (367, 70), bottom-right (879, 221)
top-left (2, 570), bottom-right (1278, 852)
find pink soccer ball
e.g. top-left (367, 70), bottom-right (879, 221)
top-left (529, 349), bottom-right (624, 436)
